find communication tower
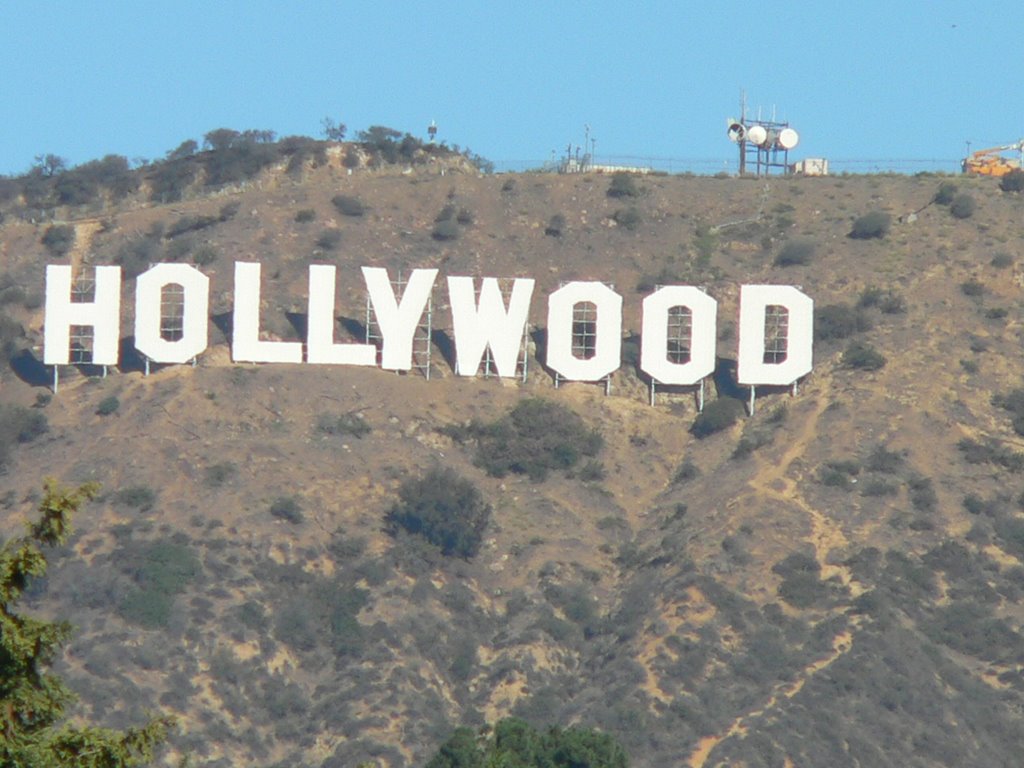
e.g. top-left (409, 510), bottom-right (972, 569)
top-left (725, 93), bottom-right (800, 177)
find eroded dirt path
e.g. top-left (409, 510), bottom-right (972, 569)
top-left (686, 624), bottom-right (858, 767)
top-left (744, 372), bottom-right (857, 589)
top-left (686, 372), bottom-right (866, 767)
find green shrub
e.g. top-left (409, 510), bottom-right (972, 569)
top-left (117, 540), bottom-right (199, 629)
top-left (165, 214), bottom-right (218, 238)
top-left (387, 467), bottom-right (491, 558)
top-left (41, 225), bottom-right (75, 256)
top-left (841, 341), bottom-right (886, 370)
top-left (0, 313), bottom-right (24, 360)
top-left (113, 233), bottom-right (161, 279)
top-left (316, 412), bottom-right (371, 438)
top-left (857, 286), bottom-right (906, 314)
top-left (950, 193), bottom-right (976, 219)
top-left (469, 399), bottom-right (603, 481)
top-left (690, 398), bottom-right (744, 438)
top-left (432, 218), bottom-right (460, 241)
top-left (908, 475), bottom-right (938, 512)
top-left (819, 460), bottom-right (860, 490)
top-left (1000, 169), bottom-right (1024, 192)
top-left (961, 278), bottom-right (985, 296)
top-left (545, 213), bottom-right (566, 237)
top-left (218, 201), bottom-right (240, 221)
top-left (294, 208), bottom-right (316, 223)
top-left (427, 718), bottom-right (628, 768)
top-left (933, 182), bottom-right (957, 205)
top-left (271, 496), bottom-right (304, 524)
top-left (203, 462), bottom-right (237, 487)
top-left (612, 207), bottom-right (641, 231)
top-left (192, 245), bottom-right (218, 266)
top-left (607, 172), bottom-right (640, 198)
top-left (815, 303), bottom-right (871, 341)
top-left (149, 159), bottom-right (197, 202)
top-left (95, 395), bottom-right (120, 416)
top-left (316, 228), bottom-right (342, 250)
top-left (331, 194), bottom-right (365, 217)
top-left (0, 405), bottom-right (47, 467)
top-left (849, 211), bottom-right (890, 239)
top-left (111, 485), bottom-right (157, 510)
top-left (991, 252), bottom-right (1014, 268)
top-left (772, 552), bottom-right (819, 579)
top-left (119, 589), bottom-right (174, 629)
top-left (774, 239), bottom-right (815, 266)
top-left (673, 459), bottom-right (700, 484)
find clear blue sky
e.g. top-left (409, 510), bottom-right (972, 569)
top-left (1, 1), bottom-right (1020, 175)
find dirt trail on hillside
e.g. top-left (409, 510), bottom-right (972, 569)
top-left (744, 372), bottom-right (857, 590)
top-left (685, 372), bottom-right (867, 767)
top-left (685, 625), bottom-right (857, 767)
top-left (70, 219), bottom-right (104, 271)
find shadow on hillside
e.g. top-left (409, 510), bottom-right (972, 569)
top-left (529, 328), bottom-right (553, 379)
top-left (211, 311), bottom-right (232, 345)
top-left (714, 356), bottom-right (795, 412)
top-left (431, 330), bottom-right (455, 371)
top-left (338, 316), bottom-right (372, 346)
top-left (9, 349), bottom-right (50, 387)
top-left (118, 337), bottom-right (147, 373)
top-left (713, 357), bottom-right (746, 400)
top-left (285, 312), bottom-right (307, 340)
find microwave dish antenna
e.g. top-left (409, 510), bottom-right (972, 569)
top-left (778, 127), bottom-right (799, 150)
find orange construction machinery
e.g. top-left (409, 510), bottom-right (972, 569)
top-left (962, 140), bottom-right (1024, 176)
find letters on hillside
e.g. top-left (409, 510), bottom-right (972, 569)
top-left (43, 263), bottom-right (813, 388)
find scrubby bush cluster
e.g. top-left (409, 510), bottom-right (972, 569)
top-left (612, 207), bottom-right (641, 231)
top-left (432, 203), bottom-right (474, 241)
top-left (606, 172), bottom-right (640, 199)
top-left (386, 467), bottom-right (491, 558)
top-left (1000, 169), bottom-right (1024, 192)
top-left (849, 211), bottom-right (891, 239)
top-left (316, 412), bottom-right (371, 438)
top-left (857, 285), bottom-right (906, 314)
top-left (774, 239), bottom-right (815, 267)
top-left (427, 717), bottom-right (627, 768)
top-left (815, 303), bottom-right (871, 341)
top-left (444, 398), bottom-right (603, 481)
top-left (0, 404), bottom-right (47, 467)
top-left (270, 495), bottom-right (304, 524)
top-left (691, 398), bottom-right (744, 438)
top-left (331, 194), bottom-right (365, 217)
top-left (118, 539), bottom-right (200, 628)
top-left (545, 213), bottom-right (566, 237)
top-left (2, 122), bottom-right (491, 211)
top-left (992, 387), bottom-right (1024, 437)
top-left (841, 341), bottom-right (886, 370)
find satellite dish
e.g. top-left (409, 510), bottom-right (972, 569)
top-left (727, 122), bottom-right (746, 142)
top-left (746, 125), bottom-right (767, 146)
top-left (778, 127), bottom-right (799, 150)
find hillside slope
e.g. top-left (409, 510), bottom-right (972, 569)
top-left (2, 154), bottom-right (1024, 767)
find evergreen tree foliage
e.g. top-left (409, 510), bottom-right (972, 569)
top-left (0, 480), bottom-right (173, 767)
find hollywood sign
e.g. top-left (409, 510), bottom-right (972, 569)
top-left (44, 263), bottom-right (812, 388)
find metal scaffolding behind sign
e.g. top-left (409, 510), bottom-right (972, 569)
top-left (477, 278), bottom-right (529, 383)
top-left (554, 288), bottom-right (612, 395)
top-left (365, 271), bottom-right (433, 379)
